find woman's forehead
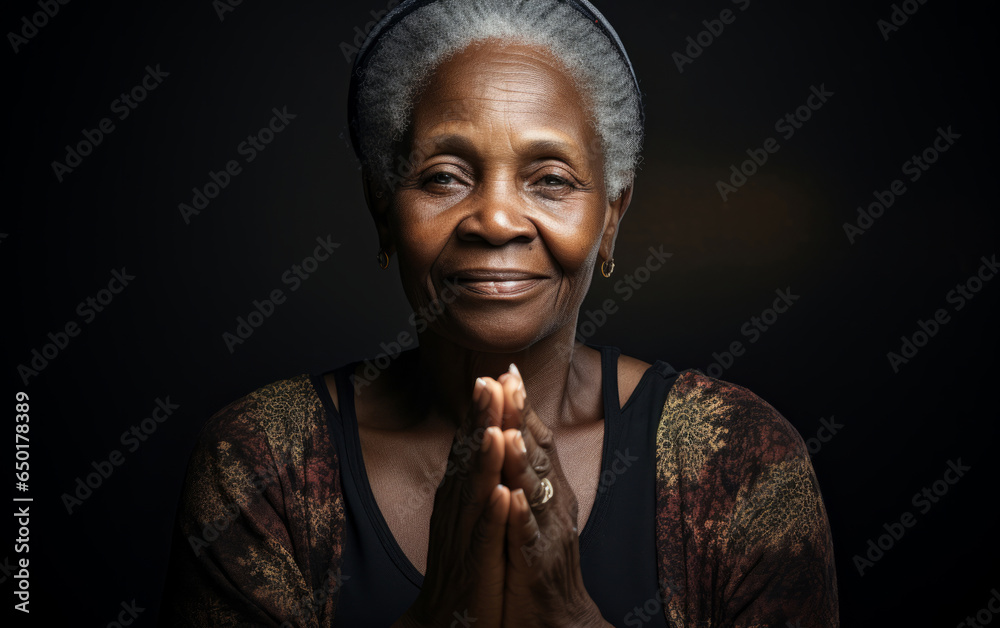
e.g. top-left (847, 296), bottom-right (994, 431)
top-left (409, 40), bottom-right (596, 144)
top-left (424, 41), bottom-right (578, 96)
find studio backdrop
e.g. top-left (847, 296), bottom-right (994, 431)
top-left (4, 0), bottom-right (997, 625)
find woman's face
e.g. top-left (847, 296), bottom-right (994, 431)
top-left (368, 40), bottom-right (631, 353)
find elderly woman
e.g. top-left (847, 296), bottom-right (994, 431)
top-left (160, 0), bottom-right (838, 626)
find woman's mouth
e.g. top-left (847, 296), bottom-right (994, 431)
top-left (456, 279), bottom-right (541, 295)
top-left (447, 270), bottom-right (547, 298)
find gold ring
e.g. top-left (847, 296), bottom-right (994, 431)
top-left (529, 477), bottom-right (554, 508)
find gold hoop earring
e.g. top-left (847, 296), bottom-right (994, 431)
top-left (376, 248), bottom-right (390, 270)
top-left (601, 258), bottom-right (615, 278)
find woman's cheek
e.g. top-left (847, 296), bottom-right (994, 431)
top-left (391, 199), bottom-right (433, 255)
top-left (390, 205), bottom-right (450, 307)
top-left (537, 210), bottom-right (604, 274)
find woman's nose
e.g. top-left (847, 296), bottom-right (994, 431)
top-left (456, 179), bottom-right (537, 246)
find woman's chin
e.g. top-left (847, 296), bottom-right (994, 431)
top-left (436, 320), bottom-right (552, 355)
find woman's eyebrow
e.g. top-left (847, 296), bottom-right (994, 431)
top-left (420, 133), bottom-right (478, 157)
top-left (518, 138), bottom-right (582, 163)
top-left (418, 132), bottom-right (586, 169)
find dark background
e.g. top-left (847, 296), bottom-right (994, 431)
top-left (3, 0), bottom-right (997, 625)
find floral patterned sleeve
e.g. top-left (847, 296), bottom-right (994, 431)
top-left (158, 376), bottom-right (345, 627)
top-left (654, 371), bottom-right (839, 628)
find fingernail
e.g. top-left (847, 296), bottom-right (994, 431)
top-left (509, 363), bottom-right (520, 377)
top-left (474, 377), bottom-right (485, 400)
top-left (489, 484), bottom-right (504, 507)
top-left (513, 488), bottom-right (526, 508)
top-left (516, 430), bottom-right (527, 455)
top-left (517, 489), bottom-right (529, 510)
top-left (482, 427), bottom-right (493, 453)
top-left (477, 382), bottom-right (491, 411)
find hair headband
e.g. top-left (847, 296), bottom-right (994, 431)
top-left (346, 0), bottom-right (644, 162)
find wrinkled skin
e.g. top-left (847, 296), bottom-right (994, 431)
top-left (374, 39), bottom-right (631, 627)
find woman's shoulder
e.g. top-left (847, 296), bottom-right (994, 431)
top-left (194, 374), bottom-right (328, 459)
top-left (616, 350), bottom-right (654, 408)
top-left (657, 369), bottom-right (808, 468)
top-left (164, 375), bottom-right (346, 625)
top-left (653, 370), bottom-right (838, 625)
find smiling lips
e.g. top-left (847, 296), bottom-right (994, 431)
top-left (449, 270), bottom-right (546, 296)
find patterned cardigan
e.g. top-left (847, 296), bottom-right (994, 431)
top-left (158, 371), bottom-right (839, 627)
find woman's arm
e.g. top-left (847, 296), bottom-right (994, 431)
top-left (654, 372), bottom-right (839, 628)
top-left (720, 443), bottom-right (838, 627)
top-left (158, 376), bottom-right (344, 627)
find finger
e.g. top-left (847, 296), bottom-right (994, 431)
top-left (477, 376), bottom-right (505, 430)
top-left (497, 366), bottom-right (552, 455)
top-left (517, 418), bottom-right (579, 528)
top-left (463, 401), bottom-right (509, 602)
top-left (463, 378), bottom-right (507, 512)
top-left (470, 425), bottom-right (504, 494)
top-left (502, 402), bottom-right (580, 534)
top-left (440, 380), bottom-right (504, 525)
top-left (516, 394), bottom-right (562, 479)
top-left (501, 385), bottom-right (558, 480)
top-left (470, 482), bottom-right (510, 577)
top-left (452, 377), bottom-right (499, 477)
top-left (457, 380), bottom-right (505, 517)
top-left (506, 487), bottom-right (544, 571)
top-left (500, 364), bottom-right (524, 431)
top-left (501, 428), bottom-right (552, 518)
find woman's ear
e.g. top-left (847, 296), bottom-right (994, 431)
top-left (362, 171), bottom-right (395, 257)
top-left (598, 182), bottom-right (634, 263)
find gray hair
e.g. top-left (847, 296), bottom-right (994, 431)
top-left (354, 0), bottom-right (643, 200)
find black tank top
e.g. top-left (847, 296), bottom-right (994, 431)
top-left (313, 344), bottom-right (678, 627)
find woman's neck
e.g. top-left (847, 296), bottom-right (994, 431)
top-left (392, 324), bottom-right (601, 433)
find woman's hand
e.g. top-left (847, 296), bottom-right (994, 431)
top-left (495, 365), bottom-right (611, 628)
top-left (394, 377), bottom-right (510, 628)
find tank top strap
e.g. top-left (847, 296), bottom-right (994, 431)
top-left (599, 344), bottom-right (623, 422)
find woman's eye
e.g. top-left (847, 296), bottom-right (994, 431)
top-left (429, 172), bottom-right (455, 185)
top-left (540, 174), bottom-right (572, 188)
